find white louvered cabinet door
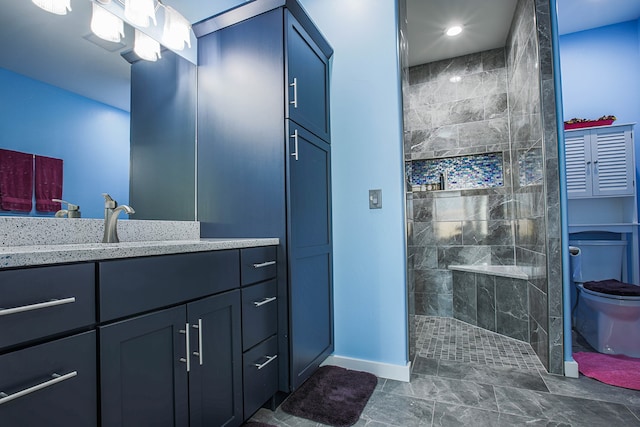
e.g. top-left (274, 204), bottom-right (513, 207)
top-left (564, 124), bottom-right (635, 199)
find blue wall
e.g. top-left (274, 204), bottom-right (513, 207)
top-left (0, 68), bottom-right (130, 218)
top-left (300, 0), bottom-right (408, 368)
top-left (559, 19), bottom-right (640, 180)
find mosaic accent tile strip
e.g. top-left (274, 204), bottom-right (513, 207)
top-left (413, 315), bottom-right (544, 371)
top-left (406, 153), bottom-right (504, 190)
top-left (518, 148), bottom-right (543, 187)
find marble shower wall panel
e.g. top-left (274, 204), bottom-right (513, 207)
top-left (406, 49), bottom-right (509, 161)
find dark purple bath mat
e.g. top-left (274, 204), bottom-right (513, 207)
top-left (281, 365), bottom-right (378, 426)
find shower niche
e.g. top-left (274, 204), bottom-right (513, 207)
top-left (405, 152), bottom-right (505, 192)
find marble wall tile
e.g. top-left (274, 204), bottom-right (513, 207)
top-left (462, 220), bottom-right (514, 246)
top-left (457, 73), bottom-right (485, 100)
top-left (429, 52), bottom-right (483, 80)
top-left (413, 197), bottom-right (435, 222)
top-left (481, 68), bottom-right (508, 97)
top-left (408, 63), bottom-right (430, 85)
top-left (414, 269), bottom-right (453, 294)
top-left (433, 221), bottom-right (463, 245)
top-left (439, 246), bottom-right (492, 268)
top-left (547, 237), bottom-right (563, 318)
top-left (410, 245), bottom-right (438, 270)
top-left (491, 246), bottom-right (516, 265)
top-left (435, 196), bottom-right (464, 221)
top-left (528, 283), bottom-right (548, 331)
top-left (453, 271), bottom-right (477, 325)
top-left (484, 93), bottom-right (509, 120)
top-left (458, 118), bottom-right (510, 148)
top-left (415, 291), bottom-right (453, 317)
top-left (482, 48), bottom-right (506, 71)
top-left (548, 316), bottom-right (564, 375)
top-left (529, 318), bottom-right (549, 370)
top-left (412, 221), bottom-right (436, 247)
top-left (495, 277), bottom-right (529, 341)
top-left (431, 79), bottom-right (462, 104)
top-left (476, 274), bottom-right (497, 331)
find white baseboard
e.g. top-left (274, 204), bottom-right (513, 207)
top-left (564, 360), bottom-right (579, 378)
top-left (321, 355), bottom-right (411, 382)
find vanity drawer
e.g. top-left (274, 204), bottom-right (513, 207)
top-left (241, 279), bottom-right (278, 350)
top-left (99, 250), bottom-right (239, 322)
top-left (243, 335), bottom-right (278, 420)
top-left (241, 246), bottom-right (277, 286)
top-left (0, 263), bottom-right (95, 350)
top-left (0, 330), bottom-right (97, 426)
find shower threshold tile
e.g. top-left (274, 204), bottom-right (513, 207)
top-left (540, 371), bottom-right (640, 408)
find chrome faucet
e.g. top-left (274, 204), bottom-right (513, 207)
top-left (102, 193), bottom-right (135, 243)
top-left (53, 199), bottom-right (81, 218)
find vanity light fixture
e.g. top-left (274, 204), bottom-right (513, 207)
top-left (32, 0), bottom-right (71, 15)
top-left (134, 28), bottom-right (161, 61)
top-left (124, 0), bottom-right (157, 28)
top-left (161, 5), bottom-right (191, 51)
top-left (91, 2), bottom-right (125, 43)
top-left (445, 25), bottom-right (463, 37)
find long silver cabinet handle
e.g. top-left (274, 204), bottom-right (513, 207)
top-left (192, 319), bottom-right (203, 366)
top-left (290, 129), bottom-right (299, 161)
top-left (179, 324), bottom-right (190, 372)
top-left (254, 354), bottom-right (278, 370)
top-left (252, 261), bottom-right (276, 269)
top-left (0, 371), bottom-right (77, 405)
top-left (253, 297), bottom-right (277, 307)
top-left (0, 297), bottom-right (76, 317)
top-left (289, 77), bottom-right (298, 108)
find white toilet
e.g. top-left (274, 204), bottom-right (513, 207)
top-left (570, 240), bottom-right (640, 358)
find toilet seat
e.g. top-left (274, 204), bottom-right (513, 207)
top-left (582, 279), bottom-right (640, 298)
top-left (579, 284), bottom-right (640, 301)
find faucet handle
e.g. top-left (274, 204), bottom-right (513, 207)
top-left (102, 193), bottom-right (117, 209)
top-left (52, 199), bottom-right (81, 218)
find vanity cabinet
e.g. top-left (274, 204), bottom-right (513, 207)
top-left (196, 0), bottom-right (334, 393)
top-left (0, 264), bottom-right (97, 426)
top-left (98, 250), bottom-right (243, 427)
top-left (565, 124), bottom-right (635, 198)
top-left (240, 247), bottom-right (279, 419)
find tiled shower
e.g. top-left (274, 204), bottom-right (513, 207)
top-left (403, 0), bottom-right (563, 374)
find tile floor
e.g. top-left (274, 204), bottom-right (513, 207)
top-left (249, 316), bottom-right (640, 426)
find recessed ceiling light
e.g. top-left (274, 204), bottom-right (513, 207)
top-left (445, 25), bottom-right (463, 37)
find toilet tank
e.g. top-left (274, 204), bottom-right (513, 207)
top-left (569, 240), bottom-right (627, 282)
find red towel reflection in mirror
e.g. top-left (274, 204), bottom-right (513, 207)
top-left (0, 149), bottom-right (34, 212)
top-left (35, 155), bottom-right (63, 212)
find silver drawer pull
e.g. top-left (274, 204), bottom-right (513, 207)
top-left (252, 261), bottom-right (276, 269)
top-left (192, 319), bottom-right (203, 366)
top-left (179, 324), bottom-right (190, 372)
top-left (253, 296), bottom-right (277, 307)
top-left (0, 371), bottom-right (77, 405)
top-left (0, 297), bottom-right (76, 317)
top-left (254, 354), bottom-right (278, 370)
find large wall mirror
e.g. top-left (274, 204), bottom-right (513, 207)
top-left (0, 0), bottom-right (244, 220)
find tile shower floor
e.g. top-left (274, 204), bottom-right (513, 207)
top-left (248, 316), bottom-right (640, 426)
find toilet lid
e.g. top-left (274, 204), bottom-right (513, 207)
top-left (583, 279), bottom-right (640, 297)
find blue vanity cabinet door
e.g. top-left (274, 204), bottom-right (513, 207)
top-left (187, 290), bottom-right (243, 427)
top-left (286, 123), bottom-right (333, 390)
top-left (285, 11), bottom-right (331, 142)
top-left (0, 331), bottom-right (97, 427)
top-left (99, 305), bottom-right (189, 427)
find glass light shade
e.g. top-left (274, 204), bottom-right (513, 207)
top-left (125, 0), bottom-right (156, 28)
top-left (32, 0), bottom-right (71, 15)
top-left (134, 29), bottom-right (161, 61)
top-left (91, 3), bottom-right (124, 43)
top-left (445, 25), bottom-right (463, 37)
top-left (161, 6), bottom-right (191, 51)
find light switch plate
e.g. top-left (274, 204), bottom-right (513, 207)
top-left (369, 189), bottom-right (382, 209)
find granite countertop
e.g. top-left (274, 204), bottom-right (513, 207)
top-left (0, 238), bottom-right (279, 269)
